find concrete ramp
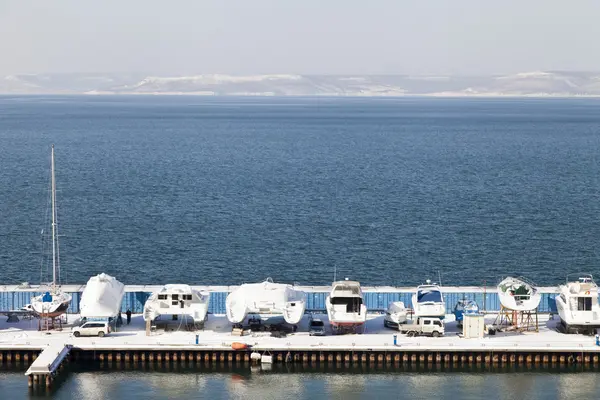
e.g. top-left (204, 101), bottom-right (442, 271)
top-left (25, 343), bottom-right (72, 376)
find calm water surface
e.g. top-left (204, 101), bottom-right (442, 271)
top-left (2, 96), bottom-right (600, 398)
top-left (2, 365), bottom-right (600, 400)
top-left (1, 96), bottom-right (600, 286)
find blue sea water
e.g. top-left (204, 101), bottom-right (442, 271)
top-left (1, 96), bottom-right (600, 286)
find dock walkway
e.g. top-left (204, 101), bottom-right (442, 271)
top-left (25, 342), bottom-right (72, 387)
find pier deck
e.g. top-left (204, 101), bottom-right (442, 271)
top-left (1, 312), bottom-right (598, 355)
top-left (25, 343), bottom-right (71, 375)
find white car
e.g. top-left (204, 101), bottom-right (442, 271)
top-left (72, 321), bottom-right (111, 337)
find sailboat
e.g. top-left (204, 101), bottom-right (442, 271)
top-left (30, 145), bottom-right (72, 318)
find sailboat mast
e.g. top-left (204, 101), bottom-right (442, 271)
top-left (51, 144), bottom-right (57, 286)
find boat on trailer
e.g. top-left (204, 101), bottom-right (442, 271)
top-left (143, 284), bottom-right (210, 326)
top-left (412, 280), bottom-right (445, 319)
top-left (226, 278), bottom-right (306, 325)
top-left (30, 145), bottom-right (72, 318)
top-left (555, 274), bottom-right (600, 335)
top-left (326, 279), bottom-right (367, 334)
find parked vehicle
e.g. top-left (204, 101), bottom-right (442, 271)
top-left (72, 321), bottom-right (111, 337)
top-left (399, 317), bottom-right (444, 337)
top-left (309, 317), bottom-right (326, 336)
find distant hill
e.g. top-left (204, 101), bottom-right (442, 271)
top-left (2, 71), bottom-right (600, 96)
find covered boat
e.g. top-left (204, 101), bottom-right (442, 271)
top-left (226, 278), bottom-right (306, 325)
top-left (412, 280), bottom-right (445, 319)
top-left (453, 300), bottom-right (479, 327)
top-left (555, 274), bottom-right (600, 334)
top-left (497, 276), bottom-right (541, 311)
top-left (80, 273), bottom-right (125, 319)
top-left (326, 279), bottom-right (367, 333)
top-left (384, 301), bottom-right (408, 329)
top-left (143, 284), bottom-right (210, 324)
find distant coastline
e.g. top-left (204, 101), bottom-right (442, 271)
top-left (2, 71), bottom-right (600, 97)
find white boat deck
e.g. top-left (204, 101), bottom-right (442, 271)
top-left (2, 312), bottom-right (600, 353)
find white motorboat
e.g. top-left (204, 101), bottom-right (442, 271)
top-left (384, 301), bottom-right (408, 328)
top-left (555, 274), bottom-right (600, 333)
top-left (80, 273), bottom-right (125, 319)
top-left (225, 278), bottom-right (306, 325)
top-left (30, 145), bottom-right (72, 318)
top-left (143, 284), bottom-right (210, 324)
top-left (326, 279), bottom-right (367, 333)
top-left (497, 276), bottom-right (541, 311)
top-left (412, 280), bottom-right (445, 319)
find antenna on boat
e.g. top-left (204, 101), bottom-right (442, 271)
top-left (50, 144), bottom-right (58, 287)
top-left (333, 264), bottom-right (337, 283)
top-left (438, 270), bottom-right (443, 287)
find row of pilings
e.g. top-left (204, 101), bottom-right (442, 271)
top-left (5, 348), bottom-right (600, 374)
top-left (69, 349), bottom-right (599, 366)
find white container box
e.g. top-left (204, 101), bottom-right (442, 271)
top-left (463, 314), bottom-right (485, 338)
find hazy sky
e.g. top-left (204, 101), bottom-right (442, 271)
top-left (1, 0), bottom-right (599, 76)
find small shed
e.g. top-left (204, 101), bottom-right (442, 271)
top-left (463, 313), bottom-right (485, 338)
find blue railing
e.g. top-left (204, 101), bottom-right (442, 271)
top-left (0, 290), bottom-right (561, 315)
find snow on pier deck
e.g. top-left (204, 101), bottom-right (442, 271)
top-left (1, 312), bottom-right (599, 356)
top-left (25, 343), bottom-right (71, 375)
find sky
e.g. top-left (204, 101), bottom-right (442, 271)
top-left (1, 0), bottom-right (599, 76)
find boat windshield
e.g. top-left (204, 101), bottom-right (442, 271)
top-left (417, 290), bottom-right (442, 303)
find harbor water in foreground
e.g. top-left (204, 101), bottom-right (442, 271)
top-left (2, 96), bottom-right (600, 287)
top-left (3, 365), bottom-right (600, 400)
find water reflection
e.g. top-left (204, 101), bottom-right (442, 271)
top-left (3, 364), bottom-right (600, 400)
top-left (227, 368), bottom-right (305, 399)
top-left (71, 370), bottom-right (207, 400)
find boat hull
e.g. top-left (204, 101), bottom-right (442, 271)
top-left (80, 273), bottom-right (125, 319)
top-left (325, 297), bottom-right (367, 333)
top-left (555, 295), bottom-right (600, 329)
top-left (412, 284), bottom-right (446, 319)
top-left (497, 277), bottom-right (541, 311)
top-left (31, 300), bottom-right (70, 318)
top-left (143, 285), bottom-right (210, 323)
top-left (225, 280), bottom-right (306, 325)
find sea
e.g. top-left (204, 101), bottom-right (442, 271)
top-left (1, 95), bottom-right (600, 398)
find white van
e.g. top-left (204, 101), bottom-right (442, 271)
top-left (72, 321), bottom-right (111, 337)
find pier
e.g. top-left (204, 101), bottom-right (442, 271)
top-left (25, 343), bottom-right (72, 388)
top-left (1, 284), bottom-right (597, 391)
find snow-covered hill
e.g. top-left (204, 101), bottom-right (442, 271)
top-left (1, 72), bottom-right (600, 96)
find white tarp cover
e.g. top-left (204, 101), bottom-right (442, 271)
top-left (80, 273), bottom-right (125, 318)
